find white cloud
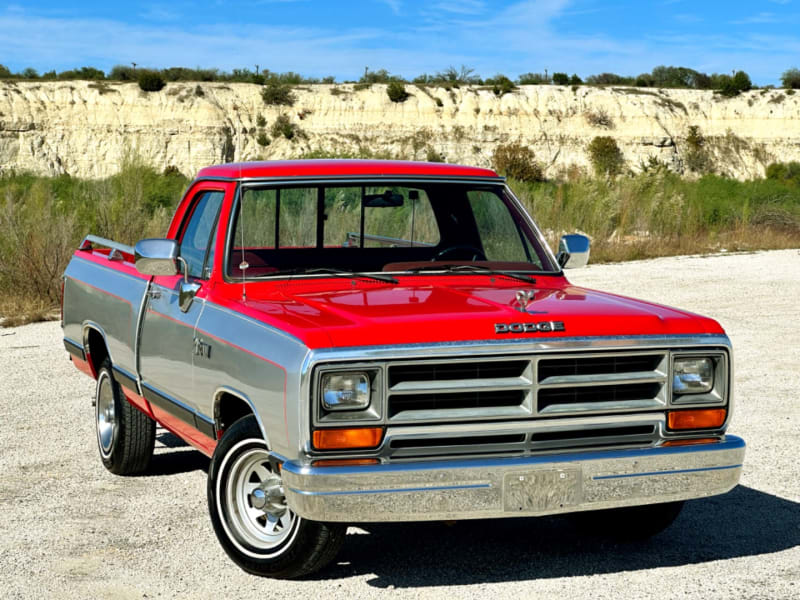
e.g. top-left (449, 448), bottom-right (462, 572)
top-left (378, 0), bottom-right (402, 15)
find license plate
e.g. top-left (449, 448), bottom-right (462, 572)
top-left (503, 467), bottom-right (582, 513)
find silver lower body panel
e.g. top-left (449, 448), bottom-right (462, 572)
top-left (280, 435), bottom-right (745, 522)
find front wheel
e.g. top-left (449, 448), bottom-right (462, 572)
top-left (207, 415), bottom-right (346, 579)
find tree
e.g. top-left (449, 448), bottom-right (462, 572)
top-left (588, 136), bottom-right (624, 176)
top-left (552, 72), bottom-right (569, 85)
top-left (732, 71), bottom-right (752, 92)
top-left (781, 68), bottom-right (800, 89)
top-left (569, 74), bottom-right (583, 85)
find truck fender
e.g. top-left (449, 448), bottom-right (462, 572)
top-left (81, 321), bottom-right (112, 379)
top-left (212, 386), bottom-right (271, 448)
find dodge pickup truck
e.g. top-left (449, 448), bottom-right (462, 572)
top-left (61, 159), bottom-right (745, 578)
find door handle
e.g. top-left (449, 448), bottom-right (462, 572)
top-left (147, 289), bottom-right (162, 300)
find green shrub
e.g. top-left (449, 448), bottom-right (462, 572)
top-left (585, 108), bottom-right (614, 128)
top-left (485, 75), bottom-right (515, 96)
top-left (435, 97), bottom-right (443, 107)
top-left (261, 79), bottom-right (296, 106)
top-left (387, 81), bottom-right (409, 102)
top-left (569, 74), bottom-right (583, 85)
top-left (492, 143), bottom-right (544, 182)
top-left (425, 147), bottom-right (444, 163)
top-left (271, 114), bottom-right (298, 140)
top-left (685, 125), bottom-right (713, 174)
top-left (256, 114), bottom-right (267, 127)
top-left (518, 72), bottom-right (548, 85)
top-left (194, 85), bottom-right (204, 97)
top-left (588, 136), bottom-right (624, 176)
top-left (781, 68), bottom-right (800, 90)
top-left (256, 133), bottom-right (270, 147)
top-left (765, 161), bottom-right (800, 184)
top-left (137, 71), bottom-right (165, 92)
top-left (552, 72), bottom-right (569, 85)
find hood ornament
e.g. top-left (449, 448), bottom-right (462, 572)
top-left (515, 290), bottom-right (535, 313)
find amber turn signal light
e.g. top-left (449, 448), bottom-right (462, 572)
top-left (667, 408), bottom-right (726, 430)
top-left (312, 427), bottom-right (383, 450)
top-left (661, 437), bottom-right (719, 447)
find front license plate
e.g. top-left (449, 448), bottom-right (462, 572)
top-left (503, 468), bottom-right (582, 513)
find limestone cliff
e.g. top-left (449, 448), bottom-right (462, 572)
top-left (1, 80), bottom-right (799, 179)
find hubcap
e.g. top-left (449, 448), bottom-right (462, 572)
top-left (96, 373), bottom-right (116, 457)
top-left (225, 448), bottom-right (297, 550)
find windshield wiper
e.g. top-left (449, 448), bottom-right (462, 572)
top-left (405, 263), bottom-right (536, 284)
top-left (273, 267), bottom-right (398, 284)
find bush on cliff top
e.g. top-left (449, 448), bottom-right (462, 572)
top-left (138, 71), bottom-right (166, 92)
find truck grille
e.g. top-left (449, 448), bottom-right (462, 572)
top-left (386, 351), bottom-right (668, 424)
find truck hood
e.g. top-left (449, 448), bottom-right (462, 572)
top-left (216, 275), bottom-right (724, 349)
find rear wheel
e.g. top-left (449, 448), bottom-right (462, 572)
top-left (208, 415), bottom-right (346, 579)
top-left (574, 501), bottom-right (685, 540)
top-left (95, 360), bottom-right (155, 475)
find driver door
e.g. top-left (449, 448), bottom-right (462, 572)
top-left (138, 186), bottom-right (224, 445)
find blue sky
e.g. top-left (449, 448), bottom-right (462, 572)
top-left (1, 1), bottom-right (798, 84)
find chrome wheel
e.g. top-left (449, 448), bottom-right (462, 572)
top-left (223, 443), bottom-right (299, 554)
top-left (95, 372), bottom-right (117, 458)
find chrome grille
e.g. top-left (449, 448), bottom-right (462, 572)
top-left (385, 351), bottom-right (668, 424)
top-left (384, 415), bottom-right (662, 460)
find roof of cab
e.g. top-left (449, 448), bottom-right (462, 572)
top-left (195, 159), bottom-right (501, 180)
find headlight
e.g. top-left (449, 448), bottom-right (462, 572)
top-left (321, 372), bottom-right (370, 411)
top-left (673, 357), bottom-right (714, 394)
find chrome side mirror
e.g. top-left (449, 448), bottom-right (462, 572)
top-left (557, 234), bottom-right (591, 269)
top-left (134, 239), bottom-right (180, 276)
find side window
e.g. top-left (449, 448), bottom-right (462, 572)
top-left (467, 190), bottom-right (535, 264)
top-left (180, 191), bottom-right (224, 279)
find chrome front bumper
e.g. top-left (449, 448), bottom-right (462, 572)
top-left (280, 436), bottom-right (745, 522)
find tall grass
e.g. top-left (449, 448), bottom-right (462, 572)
top-left (0, 159), bottom-right (187, 323)
top-left (512, 172), bottom-right (800, 261)
top-left (0, 164), bottom-right (798, 325)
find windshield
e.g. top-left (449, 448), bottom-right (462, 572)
top-left (226, 181), bottom-right (558, 278)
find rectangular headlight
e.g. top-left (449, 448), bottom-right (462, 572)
top-left (321, 372), bottom-right (370, 411)
top-left (673, 357), bottom-right (714, 394)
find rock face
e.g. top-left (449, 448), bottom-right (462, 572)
top-left (1, 80), bottom-right (799, 179)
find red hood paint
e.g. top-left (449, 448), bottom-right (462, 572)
top-left (209, 275), bottom-right (723, 349)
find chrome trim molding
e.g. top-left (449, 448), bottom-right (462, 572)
top-left (63, 337), bottom-right (86, 361)
top-left (142, 382), bottom-right (215, 439)
top-left (281, 436), bottom-right (745, 522)
top-left (80, 235), bottom-right (135, 256)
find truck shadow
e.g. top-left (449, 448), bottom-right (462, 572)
top-left (318, 486), bottom-right (799, 587)
top-left (142, 431), bottom-right (210, 477)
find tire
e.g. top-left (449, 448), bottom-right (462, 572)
top-left (574, 500), bottom-right (685, 541)
top-left (208, 415), bottom-right (346, 579)
top-left (95, 359), bottom-right (155, 475)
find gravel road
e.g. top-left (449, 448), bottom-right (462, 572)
top-left (1, 249), bottom-right (798, 599)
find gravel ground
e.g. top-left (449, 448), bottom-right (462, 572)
top-left (1, 249), bottom-right (798, 599)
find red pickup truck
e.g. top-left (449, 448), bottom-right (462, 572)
top-left (61, 160), bottom-right (744, 578)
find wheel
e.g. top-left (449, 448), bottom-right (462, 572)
top-left (573, 500), bottom-right (685, 541)
top-left (207, 415), bottom-right (346, 579)
top-left (95, 359), bottom-right (155, 475)
top-left (434, 245), bottom-right (487, 261)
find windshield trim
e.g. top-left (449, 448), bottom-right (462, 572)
top-left (222, 178), bottom-right (562, 283)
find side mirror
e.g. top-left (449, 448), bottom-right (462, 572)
top-left (557, 234), bottom-right (591, 269)
top-left (134, 239), bottom-right (180, 276)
